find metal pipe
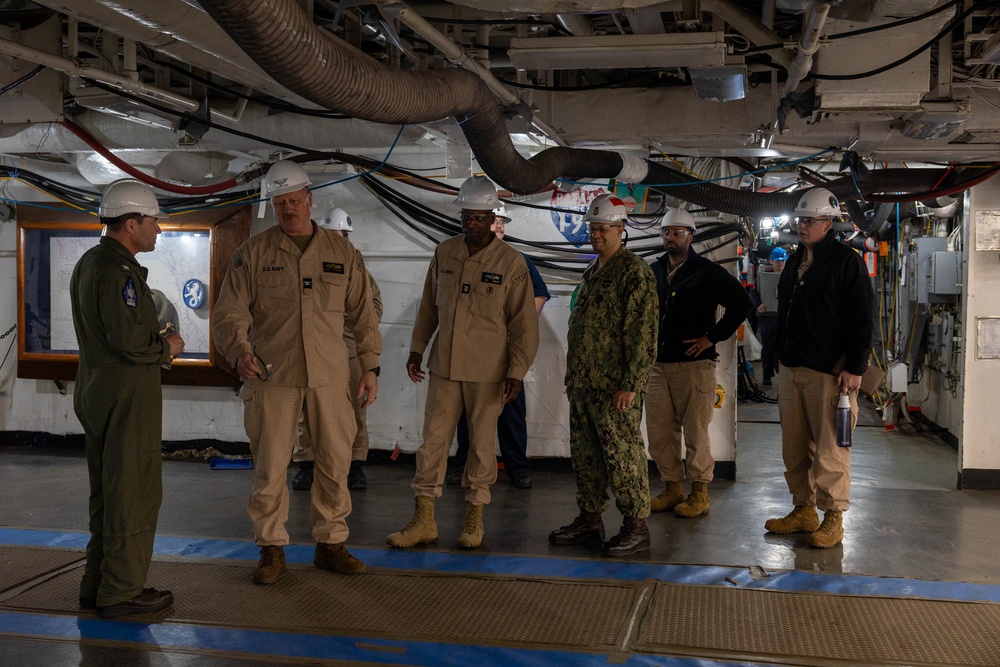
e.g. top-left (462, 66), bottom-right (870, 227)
top-left (782, 3), bottom-right (830, 98)
top-left (0, 36), bottom-right (242, 123)
top-left (31, 0), bottom-right (318, 108)
top-left (391, 3), bottom-right (566, 146)
top-left (761, 0), bottom-right (776, 30)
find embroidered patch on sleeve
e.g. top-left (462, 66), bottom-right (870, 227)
top-left (122, 277), bottom-right (138, 307)
top-left (231, 250), bottom-right (245, 270)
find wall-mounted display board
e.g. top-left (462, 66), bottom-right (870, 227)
top-left (16, 204), bottom-right (250, 386)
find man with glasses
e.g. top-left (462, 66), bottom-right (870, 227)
top-left (766, 188), bottom-right (874, 549)
top-left (645, 207), bottom-right (752, 519)
top-left (549, 193), bottom-right (658, 556)
top-left (214, 160), bottom-right (381, 584)
top-left (71, 179), bottom-right (184, 618)
top-left (387, 176), bottom-right (538, 550)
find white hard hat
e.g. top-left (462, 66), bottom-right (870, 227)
top-left (454, 176), bottom-right (501, 211)
top-left (263, 160), bottom-right (312, 199)
top-left (583, 193), bottom-right (629, 224)
top-left (659, 207), bottom-right (697, 231)
top-left (98, 179), bottom-right (164, 219)
top-left (494, 205), bottom-right (511, 224)
top-left (795, 188), bottom-right (840, 218)
top-left (320, 208), bottom-right (353, 232)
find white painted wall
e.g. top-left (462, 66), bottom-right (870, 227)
top-left (0, 149), bottom-right (742, 468)
top-left (961, 181), bottom-right (1000, 474)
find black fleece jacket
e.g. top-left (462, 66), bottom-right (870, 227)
top-left (652, 250), bottom-right (753, 363)
top-left (775, 230), bottom-right (875, 376)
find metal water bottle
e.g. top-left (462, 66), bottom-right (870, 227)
top-left (836, 392), bottom-right (852, 448)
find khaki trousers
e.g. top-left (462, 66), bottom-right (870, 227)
top-left (294, 338), bottom-right (369, 461)
top-left (244, 381), bottom-right (356, 545)
top-left (645, 359), bottom-right (717, 484)
top-left (413, 373), bottom-right (504, 505)
top-left (777, 365), bottom-right (857, 512)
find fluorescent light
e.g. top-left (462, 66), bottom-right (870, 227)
top-left (508, 33), bottom-right (727, 70)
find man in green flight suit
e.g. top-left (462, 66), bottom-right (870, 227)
top-left (549, 193), bottom-right (659, 556)
top-left (71, 179), bottom-right (184, 618)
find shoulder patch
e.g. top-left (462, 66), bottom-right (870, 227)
top-left (231, 250), bottom-right (245, 270)
top-left (512, 268), bottom-right (528, 286)
top-left (122, 277), bottom-right (138, 307)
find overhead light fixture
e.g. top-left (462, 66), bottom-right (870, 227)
top-left (73, 88), bottom-right (175, 131)
top-left (508, 33), bottom-right (727, 70)
top-left (688, 66), bottom-right (747, 102)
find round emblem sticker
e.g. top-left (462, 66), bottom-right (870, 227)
top-left (183, 278), bottom-right (205, 309)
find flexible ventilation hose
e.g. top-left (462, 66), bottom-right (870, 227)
top-left (198, 0), bottom-right (985, 214)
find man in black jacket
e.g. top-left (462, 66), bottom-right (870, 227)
top-left (646, 208), bottom-right (753, 518)
top-left (765, 188), bottom-right (874, 549)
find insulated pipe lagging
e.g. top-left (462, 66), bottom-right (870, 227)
top-left (200, 0), bottom-right (962, 211)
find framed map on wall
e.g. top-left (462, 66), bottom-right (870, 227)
top-left (16, 205), bottom-right (250, 386)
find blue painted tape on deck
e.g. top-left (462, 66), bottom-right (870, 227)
top-left (0, 610), bottom-right (768, 667)
top-left (2, 527), bottom-right (999, 603)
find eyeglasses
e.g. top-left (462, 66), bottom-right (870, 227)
top-left (460, 211), bottom-right (494, 224)
top-left (796, 216), bottom-right (831, 226)
top-left (659, 228), bottom-right (690, 238)
top-left (588, 223), bottom-right (621, 235)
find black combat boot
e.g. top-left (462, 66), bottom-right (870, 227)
top-left (292, 461), bottom-right (314, 491)
top-left (347, 461), bottom-right (367, 490)
top-left (549, 512), bottom-right (605, 545)
top-left (601, 516), bottom-right (650, 556)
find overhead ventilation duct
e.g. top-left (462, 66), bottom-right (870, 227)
top-left (196, 0), bottom-right (977, 215)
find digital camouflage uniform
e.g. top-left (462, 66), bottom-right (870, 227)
top-left (71, 236), bottom-right (171, 607)
top-left (565, 245), bottom-right (658, 518)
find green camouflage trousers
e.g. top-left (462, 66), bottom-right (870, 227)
top-left (568, 388), bottom-right (651, 518)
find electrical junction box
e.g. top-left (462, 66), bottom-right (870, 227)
top-left (907, 237), bottom-right (951, 304)
top-left (887, 362), bottom-right (909, 393)
top-left (929, 251), bottom-right (962, 296)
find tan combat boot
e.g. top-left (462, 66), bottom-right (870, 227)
top-left (764, 505), bottom-right (820, 534)
top-left (314, 542), bottom-right (366, 575)
top-left (252, 545), bottom-right (287, 585)
top-left (456, 502), bottom-right (485, 549)
top-left (650, 481), bottom-right (685, 513)
top-left (386, 496), bottom-right (438, 548)
top-left (673, 481), bottom-right (710, 518)
top-left (808, 510), bottom-right (844, 548)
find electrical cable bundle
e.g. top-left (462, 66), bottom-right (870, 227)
top-left (736, 345), bottom-right (777, 404)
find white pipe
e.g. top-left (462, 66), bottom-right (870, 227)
top-left (0, 36), bottom-right (242, 124)
top-left (389, 3), bottom-right (567, 147)
top-left (782, 3), bottom-right (830, 98)
top-left (0, 107), bottom-right (426, 153)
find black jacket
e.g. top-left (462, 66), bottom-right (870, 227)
top-left (775, 231), bottom-right (875, 376)
top-left (652, 250), bottom-right (754, 363)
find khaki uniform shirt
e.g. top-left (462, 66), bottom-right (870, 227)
top-left (71, 236), bottom-right (169, 368)
top-left (565, 245), bottom-right (658, 393)
top-left (411, 234), bottom-right (538, 383)
top-left (343, 249), bottom-right (383, 352)
top-left (213, 223), bottom-right (380, 387)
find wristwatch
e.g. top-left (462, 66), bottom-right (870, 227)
top-left (369, 366), bottom-right (380, 377)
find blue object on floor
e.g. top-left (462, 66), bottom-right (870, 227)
top-left (209, 458), bottom-right (252, 470)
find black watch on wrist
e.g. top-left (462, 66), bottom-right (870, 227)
top-left (369, 366), bottom-right (380, 377)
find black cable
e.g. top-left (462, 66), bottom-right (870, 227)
top-left (0, 65), bottom-right (45, 95)
top-left (421, 16), bottom-right (572, 36)
top-left (499, 70), bottom-right (664, 92)
top-left (809, 2), bottom-right (981, 81)
top-left (156, 60), bottom-right (349, 119)
top-left (743, 0), bottom-right (963, 54)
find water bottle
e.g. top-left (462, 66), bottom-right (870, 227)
top-left (836, 392), bottom-right (852, 448)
